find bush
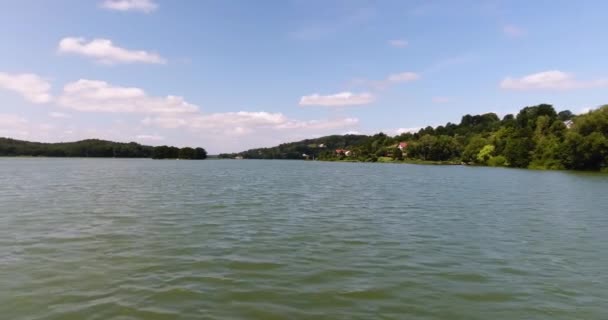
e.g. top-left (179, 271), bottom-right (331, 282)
top-left (487, 155), bottom-right (507, 167)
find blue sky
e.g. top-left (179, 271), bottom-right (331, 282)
top-left (1, 0), bottom-right (607, 153)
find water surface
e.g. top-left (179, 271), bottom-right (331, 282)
top-left (1, 158), bottom-right (607, 319)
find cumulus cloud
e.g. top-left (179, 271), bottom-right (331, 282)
top-left (57, 79), bottom-right (199, 114)
top-left (143, 111), bottom-right (359, 135)
top-left (388, 39), bottom-right (408, 48)
top-left (500, 70), bottom-right (608, 90)
top-left (503, 25), bottom-right (526, 38)
top-left (277, 117), bottom-right (359, 130)
top-left (100, 0), bottom-right (158, 13)
top-left (396, 127), bottom-right (421, 134)
top-left (58, 37), bottom-right (166, 64)
top-left (299, 92), bottom-right (374, 107)
top-left (0, 114), bottom-right (58, 141)
top-left (140, 111), bottom-right (360, 152)
top-left (0, 72), bottom-right (52, 103)
top-left (0, 114), bottom-right (29, 138)
top-left (49, 112), bottom-right (72, 118)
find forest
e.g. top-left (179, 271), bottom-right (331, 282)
top-left (221, 104), bottom-right (608, 172)
top-left (0, 138), bottom-right (207, 160)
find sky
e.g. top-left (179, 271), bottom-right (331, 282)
top-left (1, 0), bottom-right (607, 153)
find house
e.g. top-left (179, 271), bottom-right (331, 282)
top-left (234, 156), bottom-right (244, 160)
top-left (564, 120), bottom-right (574, 129)
top-left (335, 149), bottom-right (352, 156)
top-left (318, 143), bottom-right (326, 148)
top-left (398, 142), bottom-right (408, 150)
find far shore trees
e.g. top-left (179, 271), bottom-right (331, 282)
top-left (223, 104), bottom-right (608, 172)
top-left (0, 138), bottom-right (207, 161)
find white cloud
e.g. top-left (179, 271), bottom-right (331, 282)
top-left (142, 111), bottom-right (360, 152)
top-left (500, 70), bottom-right (608, 91)
top-left (0, 114), bottom-right (29, 138)
top-left (58, 79), bottom-right (199, 114)
top-left (58, 37), bottom-right (166, 64)
top-left (388, 39), bottom-right (408, 48)
top-left (299, 92), bottom-right (374, 107)
top-left (100, 0), bottom-right (158, 13)
top-left (396, 127), bottom-right (421, 135)
top-left (432, 96), bottom-right (450, 103)
top-left (135, 134), bottom-right (165, 141)
top-left (0, 115), bottom-right (59, 141)
top-left (49, 112), bottom-right (72, 119)
top-left (0, 72), bottom-right (52, 103)
top-left (143, 111), bottom-right (358, 133)
top-left (503, 25), bottom-right (526, 38)
top-left (277, 117), bottom-right (359, 130)
top-left (386, 72), bottom-right (420, 83)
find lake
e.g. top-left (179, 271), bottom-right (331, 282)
top-left (1, 158), bottom-right (607, 319)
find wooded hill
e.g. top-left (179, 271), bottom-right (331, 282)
top-left (221, 104), bottom-right (608, 171)
top-left (0, 138), bottom-right (207, 160)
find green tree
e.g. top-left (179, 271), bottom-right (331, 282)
top-left (178, 147), bottom-right (195, 159)
top-left (462, 136), bottom-right (488, 163)
top-left (476, 145), bottom-right (495, 164)
top-left (392, 147), bottom-right (403, 160)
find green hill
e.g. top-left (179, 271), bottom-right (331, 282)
top-left (0, 138), bottom-right (207, 160)
top-left (223, 104), bottom-right (608, 171)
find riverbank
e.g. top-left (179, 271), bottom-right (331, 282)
top-left (321, 156), bottom-right (462, 166)
top-left (318, 157), bottom-right (608, 173)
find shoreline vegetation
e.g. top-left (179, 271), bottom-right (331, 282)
top-left (220, 104), bottom-right (608, 172)
top-left (2, 104), bottom-right (606, 171)
top-left (0, 138), bottom-right (207, 160)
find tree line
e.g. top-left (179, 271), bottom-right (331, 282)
top-left (223, 104), bottom-right (608, 171)
top-left (0, 138), bottom-right (207, 160)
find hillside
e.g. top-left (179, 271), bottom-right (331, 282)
top-left (0, 138), bottom-right (207, 160)
top-left (222, 104), bottom-right (608, 171)
top-left (218, 134), bottom-right (369, 160)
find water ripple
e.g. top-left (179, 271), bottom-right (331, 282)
top-left (1, 158), bottom-right (607, 319)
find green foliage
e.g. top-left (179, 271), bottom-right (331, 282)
top-left (476, 145), bottom-right (495, 164)
top-left (0, 138), bottom-right (208, 160)
top-left (227, 104), bottom-right (607, 171)
top-left (408, 135), bottom-right (460, 161)
top-left (462, 136), bottom-right (488, 163)
top-left (487, 155), bottom-right (507, 167)
top-left (220, 134), bottom-right (369, 160)
top-left (151, 146), bottom-right (179, 159)
top-left (558, 106), bottom-right (608, 170)
top-left (194, 147), bottom-right (208, 159)
top-left (0, 138), bottom-right (154, 158)
top-left (178, 147), bottom-right (195, 159)
top-left (176, 147), bottom-right (207, 159)
top-left (392, 147), bottom-right (403, 160)
top-left (558, 110), bottom-right (574, 121)
top-left (153, 146), bottom-right (207, 160)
